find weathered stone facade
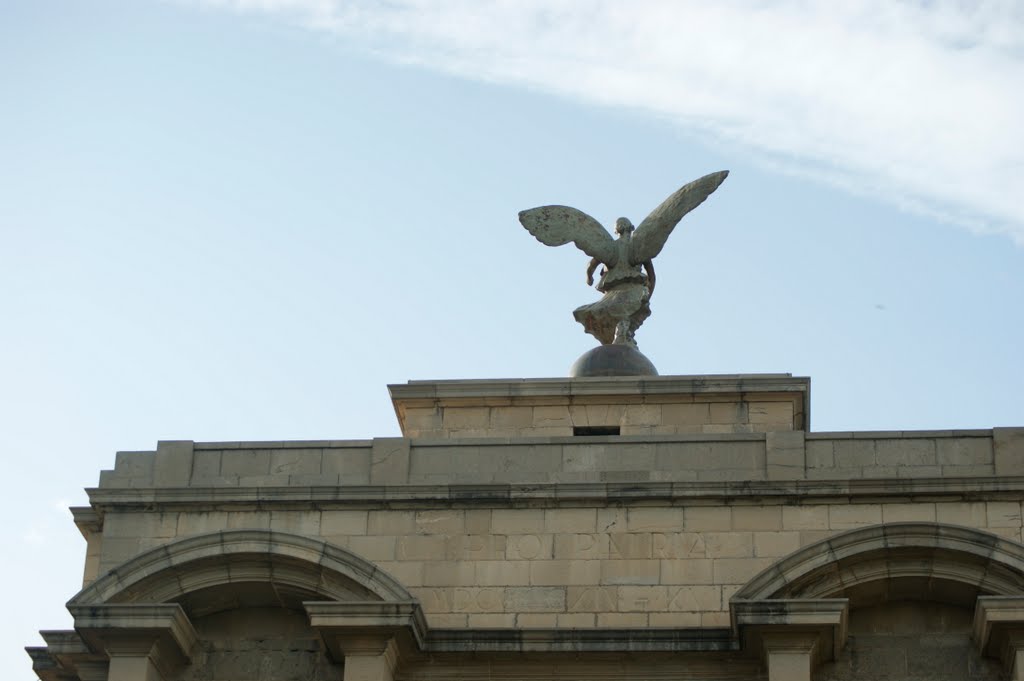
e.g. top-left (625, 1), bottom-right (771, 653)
top-left (29, 374), bottom-right (1024, 680)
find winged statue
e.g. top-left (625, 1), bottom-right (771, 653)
top-left (519, 171), bottom-right (728, 348)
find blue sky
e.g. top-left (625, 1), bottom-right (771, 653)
top-left (2, 1), bottom-right (1023, 675)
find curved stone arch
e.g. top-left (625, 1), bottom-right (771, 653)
top-left (734, 522), bottom-right (1024, 601)
top-left (69, 529), bottom-right (415, 606)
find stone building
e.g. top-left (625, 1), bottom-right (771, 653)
top-left (28, 373), bottom-right (1024, 680)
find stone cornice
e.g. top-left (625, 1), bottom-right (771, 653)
top-left (390, 374), bottom-right (809, 399)
top-left (85, 475), bottom-right (1024, 514)
top-left (731, 599), bottom-right (849, 663)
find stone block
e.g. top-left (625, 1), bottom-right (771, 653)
top-left (935, 502), bottom-right (987, 527)
top-left (609, 533), bottom-right (653, 559)
top-left (519, 614), bottom-right (559, 627)
top-left (544, 509), bottom-right (597, 534)
top-left (661, 403), bottom-right (710, 426)
top-left (600, 560), bottom-right (660, 585)
top-left (176, 511), bottom-right (229, 536)
top-left (709, 401), bottom-right (747, 425)
top-left (506, 534), bottom-right (553, 560)
top-left (464, 510), bottom-right (491, 535)
top-left (627, 508), bottom-right (685, 533)
top-left (651, 532), bottom-right (707, 559)
top-left (219, 449), bottom-right (271, 479)
top-left (597, 613), bottom-right (648, 627)
top-left (660, 559), bottom-right (713, 584)
top-left (597, 507), bottom-right (628, 531)
top-left (368, 511), bottom-right (416, 535)
top-left (876, 438), bottom-right (936, 467)
top-left (403, 407), bottom-right (442, 435)
top-left (936, 437), bottom-right (993, 466)
top-left (423, 561), bottom-right (476, 586)
top-left (442, 407), bottom-right (490, 431)
top-left (564, 442), bottom-right (655, 472)
top-left (446, 535), bottom-right (506, 561)
top-left (712, 558), bottom-right (772, 584)
top-left (554, 533), bottom-right (609, 560)
top-left (696, 467), bottom-right (766, 481)
top-left (533, 406), bottom-right (572, 428)
top-left (986, 501), bottom-right (1022, 528)
top-left (415, 510), bottom-right (465, 535)
top-left (667, 585), bottom-right (721, 611)
top-left (753, 531), bottom-right (801, 558)
top-left (529, 560), bottom-right (601, 586)
top-left (555, 613), bottom-right (595, 628)
top-left (476, 561), bottom-right (530, 586)
top-left (103, 512), bottom-right (178, 539)
top-left (97, 537), bottom-right (141, 569)
top-left (829, 504), bottom-right (882, 530)
top-left (504, 587), bottom-right (564, 612)
top-left (153, 441), bottom-right (193, 486)
top-left (368, 439), bottom-right (406, 484)
top-left (881, 503), bottom-right (936, 523)
top-left (833, 440), bottom-right (876, 468)
top-left (685, 507), bottom-right (732, 531)
top-left (618, 586), bottom-right (668, 611)
top-left (703, 532), bottom-right (754, 558)
top-left (995, 428), bottom-right (1024, 475)
top-left (190, 450), bottom-right (221, 481)
top-left (427, 613), bottom-right (467, 627)
top-left (766, 431), bottom-right (806, 480)
top-left (270, 511), bottom-right (321, 535)
top-left (226, 511), bottom-right (271, 530)
top-left (650, 612), bottom-right (701, 627)
top-left (798, 530), bottom-right (834, 546)
top-left (701, 611), bottom-right (731, 627)
top-left (490, 407), bottom-right (534, 429)
top-left (113, 451), bottom-right (154, 481)
top-left (375, 561), bottom-right (423, 587)
top-left (346, 536), bottom-right (396, 561)
top-left (623, 404), bottom-right (662, 426)
top-left (567, 586), bottom-right (618, 613)
top-left (320, 510), bottom-right (368, 536)
top-left (270, 448), bottom-right (322, 475)
top-left (396, 535), bottom-right (446, 561)
top-left (468, 613), bottom-right (516, 628)
top-left (492, 509), bottom-right (545, 534)
top-left (748, 401), bottom-right (793, 425)
top-left (733, 506), bottom-right (782, 531)
top-left (805, 441), bottom-right (834, 468)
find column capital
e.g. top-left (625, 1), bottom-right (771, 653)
top-left (68, 603), bottom-right (197, 678)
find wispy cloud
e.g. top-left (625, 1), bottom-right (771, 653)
top-left (189, 0), bottom-right (1024, 242)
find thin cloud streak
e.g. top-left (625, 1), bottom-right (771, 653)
top-left (191, 0), bottom-right (1024, 242)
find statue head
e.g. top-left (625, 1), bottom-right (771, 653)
top-left (614, 217), bottom-right (634, 236)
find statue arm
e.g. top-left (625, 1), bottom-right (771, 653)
top-left (644, 260), bottom-right (656, 296)
top-left (586, 257), bottom-right (601, 286)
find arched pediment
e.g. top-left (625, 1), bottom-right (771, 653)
top-left (733, 522), bottom-right (1024, 603)
top-left (69, 529), bottom-right (414, 606)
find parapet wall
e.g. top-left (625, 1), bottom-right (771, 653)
top-left (98, 428), bottom-right (1021, 489)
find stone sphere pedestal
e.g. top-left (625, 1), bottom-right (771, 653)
top-left (569, 344), bottom-right (659, 378)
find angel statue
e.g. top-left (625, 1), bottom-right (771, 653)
top-left (519, 170), bottom-right (729, 349)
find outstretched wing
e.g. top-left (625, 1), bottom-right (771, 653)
top-left (518, 206), bottom-right (618, 265)
top-left (629, 170), bottom-right (729, 263)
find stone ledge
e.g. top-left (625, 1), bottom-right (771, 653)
top-left (731, 598), bottom-right (848, 663)
top-left (392, 375), bottom-right (807, 398)
top-left (85, 475), bottom-right (1024, 513)
top-left (974, 596), bottom-right (1024, 668)
top-left (68, 603), bottom-right (197, 678)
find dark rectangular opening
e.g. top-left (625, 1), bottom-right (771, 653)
top-left (573, 426), bottom-right (620, 436)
